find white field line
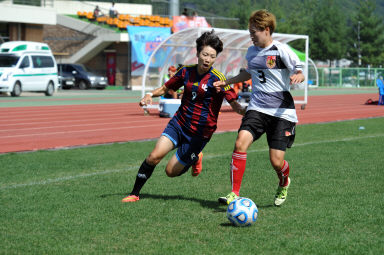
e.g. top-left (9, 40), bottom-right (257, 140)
top-left (1, 133), bottom-right (383, 190)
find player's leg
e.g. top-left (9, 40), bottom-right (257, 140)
top-left (271, 149), bottom-right (291, 206)
top-left (165, 136), bottom-right (209, 177)
top-left (270, 149), bottom-right (289, 187)
top-left (219, 110), bottom-right (264, 205)
top-left (267, 118), bottom-right (295, 206)
top-left (191, 151), bottom-right (203, 177)
top-left (379, 94), bottom-right (384, 105)
top-left (231, 130), bottom-right (254, 194)
top-left (164, 153), bottom-right (188, 177)
top-left (218, 130), bottom-right (254, 205)
top-left (122, 135), bottom-right (174, 202)
top-left (218, 130), bottom-right (253, 204)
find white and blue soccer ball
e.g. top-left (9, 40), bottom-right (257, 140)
top-left (227, 197), bottom-right (258, 227)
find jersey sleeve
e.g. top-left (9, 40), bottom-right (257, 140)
top-left (164, 66), bottom-right (185, 91)
top-left (224, 87), bottom-right (238, 103)
top-left (212, 69), bottom-right (238, 103)
top-left (279, 44), bottom-right (303, 74)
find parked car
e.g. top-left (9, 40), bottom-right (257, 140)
top-left (58, 72), bottom-right (76, 89)
top-left (57, 64), bottom-right (107, 90)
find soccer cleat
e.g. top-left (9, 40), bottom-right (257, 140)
top-left (121, 194), bottom-right (140, 203)
top-left (218, 192), bottom-right (239, 205)
top-left (274, 177), bottom-right (291, 206)
top-left (191, 152), bottom-right (203, 177)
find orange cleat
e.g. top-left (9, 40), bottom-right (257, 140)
top-left (191, 152), bottom-right (203, 177)
top-left (121, 194), bottom-right (140, 203)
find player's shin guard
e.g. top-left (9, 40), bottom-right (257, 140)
top-left (231, 151), bottom-right (247, 196)
top-left (275, 160), bottom-right (290, 187)
top-left (130, 159), bottom-right (155, 196)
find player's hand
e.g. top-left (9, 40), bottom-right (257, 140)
top-left (290, 72), bottom-right (305, 85)
top-left (238, 106), bottom-right (247, 116)
top-left (213, 80), bottom-right (226, 93)
top-left (139, 94), bottom-right (152, 106)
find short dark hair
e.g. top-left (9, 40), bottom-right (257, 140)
top-left (196, 30), bottom-right (223, 55)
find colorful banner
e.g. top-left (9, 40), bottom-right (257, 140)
top-left (172, 16), bottom-right (211, 33)
top-left (127, 26), bottom-right (171, 75)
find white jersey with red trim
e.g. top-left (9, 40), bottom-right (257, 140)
top-left (245, 40), bottom-right (303, 123)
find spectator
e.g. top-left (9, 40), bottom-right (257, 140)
top-left (181, 8), bottom-right (189, 17)
top-left (93, 5), bottom-right (102, 18)
top-left (192, 11), bottom-right (198, 17)
top-left (377, 75), bottom-right (384, 105)
top-left (163, 66), bottom-right (178, 99)
top-left (109, 2), bottom-right (118, 18)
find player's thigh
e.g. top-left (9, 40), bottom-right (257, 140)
top-left (235, 130), bottom-right (255, 152)
top-left (165, 154), bottom-right (186, 177)
top-left (147, 135), bottom-right (174, 164)
top-left (166, 136), bottom-right (208, 177)
top-left (236, 110), bottom-right (266, 152)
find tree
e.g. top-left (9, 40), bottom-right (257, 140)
top-left (227, 0), bottom-right (253, 29)
top-left (274, 0), bottom-right (315, 52)
top-left (347, 0), bottom-right (384, 67)
top-left (309, 0), bottom-right (348, 65)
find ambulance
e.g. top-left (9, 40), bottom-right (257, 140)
top-left (0, 41), bottom-right (59, 96)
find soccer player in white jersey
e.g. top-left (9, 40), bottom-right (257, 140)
top-left (213, 9), bottom-right (305, 206)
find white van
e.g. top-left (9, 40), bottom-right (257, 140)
top-left (0, 41), bottom-right (59, 96)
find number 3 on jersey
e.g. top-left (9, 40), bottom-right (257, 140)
top-left (257, 70), bottom-right (266, 83)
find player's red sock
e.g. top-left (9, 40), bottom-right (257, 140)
top-left (275, 160), bottom-right (290, 187)
top-left (230, 151), bottom-right (247, 196)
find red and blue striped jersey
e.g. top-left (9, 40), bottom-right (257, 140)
top-left (165, 65), bottom-right (237, 139)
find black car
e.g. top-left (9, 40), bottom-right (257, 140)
top-left (58, 72), bottom-right (76, 89)
top-left (57, 64), bottom-right (108, 90)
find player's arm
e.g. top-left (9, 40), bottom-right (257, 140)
top-left (229, 100), bottom-right (247, 115)
top-left (139, 84), bottom-right (169, 106)
top-left (213, 70), bottom-right (251, 91)
top-left (290, 70), bottom-right (305, 85)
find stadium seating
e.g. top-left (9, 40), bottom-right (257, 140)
top-left (77, 11), bottom-right (173, 31)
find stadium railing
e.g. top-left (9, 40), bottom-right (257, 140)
top-left (318, 67), bottom-right (384, 87)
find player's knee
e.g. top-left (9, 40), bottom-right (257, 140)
top-left (146, 153), bottom-right (162, 166)
top-left (165, 167), bottom-right (178, 177)
top-left (270, 157), bottom-right (284, 170)
top-left (234, 139), bottom-right (248, 152)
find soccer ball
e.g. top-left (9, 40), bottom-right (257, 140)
top-left (227, 197), bottom-right (258, 227)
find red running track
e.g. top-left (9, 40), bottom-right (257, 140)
top-left (0, 93), bottom-right (383, 154)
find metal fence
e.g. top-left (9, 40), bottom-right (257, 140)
top-left (317, 67), bottom-right (384, 87)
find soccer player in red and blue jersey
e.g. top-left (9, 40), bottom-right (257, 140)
top-left (122, 30), bottom-right (246, 202)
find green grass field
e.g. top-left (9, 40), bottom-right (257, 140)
top-left (1, 117), bottom-right (384, 254)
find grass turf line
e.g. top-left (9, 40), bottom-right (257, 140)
top-left (0, 117), bottom-right (383, 254)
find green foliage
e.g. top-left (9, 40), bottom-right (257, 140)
top-left (176, 0), bottom-right (384, 66)
top-left (347, 0), bottom-right (384, 67)
top-left (309, 0), bottom-right (348, 62)
top-left (227, 0), bottom-right (253, 29)
top-left (1, 118), bottom-right (384, 254)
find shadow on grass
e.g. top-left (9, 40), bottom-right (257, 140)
top-left (100, 192), bottom-right (226, 212)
